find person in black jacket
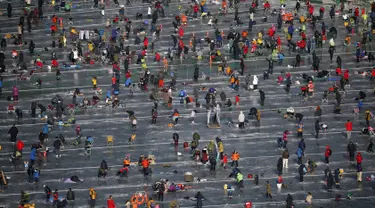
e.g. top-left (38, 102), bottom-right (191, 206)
top-left (285, 194), bottom-right (293, 208)
top-left (31, 102), bottom-right (37, 118)
top-left (43, 185), bottom-right (52, 202)
top-left (8, 124), bottom-right (18, 143)
top-left (66, 188), bottom-right (75, 206)
top-left (53, 138), bottom-right (62, 158)
top-left (7, 3), bottom-right (12, 18)
top-left (315, 120), bottom-right (320, 139)
top-left (347, 141), bottom-right (356, 162)
top-left (157, 181), bottom-right (165, 201)
top-left (259, 90), bottom-right (265, 106)
top-left (277, 157), bottom-right (283, 176)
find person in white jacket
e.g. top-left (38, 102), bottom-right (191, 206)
top-left (214, 104), bottom-right (221, 125)
top-left (253, 75), bottom-right (259, 90)
top-left (190, 110), bottom-right (197, 124)
top-left (238, 111), bottom-right (245, 129)
top-left (148, 6), bottom-right (152, 18)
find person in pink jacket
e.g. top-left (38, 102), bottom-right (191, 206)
top-left (12, 86), bottom-right (19, 101)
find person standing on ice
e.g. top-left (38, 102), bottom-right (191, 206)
top-left (89, 188), bottom-right (96, 207)
top-left (265, 181), bottom-right (272, 199)
top-left (195, 192), bottom-right (206, 208)
top-left (43, 185), bottom-right (52, 202)
top-left (282, 149), bottom-right (289, 168)
top-left (238, 111), bottom-right (245, 129)
top-left (214, 104), bottom-right (221, 125)
top-left (107, 195), bottom-right (116, 208)
top-left (285, 194), bottom-right (294, 207)
top-left (231, 151), bottom-right (240, 167)
top-left (347, 141), bottom-right (356, 162)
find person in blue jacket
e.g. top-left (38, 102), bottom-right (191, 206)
top-left (125, 77), bottom-right (132, 87)
top-left (0, 76), bottom-right (3, 95)
top-left (42, 124), bottom-right (49, 140)
top-left (288, 25), bottom-right (294, 39)
top-left (296, 147), bottom-right (303, 165)
top-left (30, 148), bottom-right (37, 165)
top-left (106, 90), bottom-right (111, 98)
top-left (33, 168), bottom-right (40, 183)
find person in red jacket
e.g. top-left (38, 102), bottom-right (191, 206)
top-left (112, 62), bottom-right (120, 72)
top-left (51, 59), bottom-right (59, 68)
top-left (178, 26), bottom-right (184, 38)
top-left (222, 153), bottom-right (228, 168)
top-left (336, 67), bottom-right (342, 76)
top-left (107, 195), bottom-right (116, 208)
top-left (308, 5), bottom-right (314, 17)
top-left (371, 68), bottom-right (375, 80)
top-left (143, 37), bottom-right (149, 49)
top-left (235, 95), bottom-right (240, 106)
top-left (356, 152), bottom-right (363, 165)
top-left (51, 24), bottom-right (57, 36)
top-left (243, 45), bottom-right (249, 56)
top-left (268, 27), bottom-right (274, 37)
top-left (346, 120), bottom-right (353, 139)
top-left (154, 52), bottom-right (161, 62)
top-left (324, 145), bottom-right (332, 164)
top-left (298, 39), bottom-right (306, 51)
top-left (193, 4), bottom-right (199, 18)
top-left (16, 140), bottom-right (24, 152)
top-left (264, 1), bottom-right (270, 10)
top-left (344, 70), bottom-right (350, 86)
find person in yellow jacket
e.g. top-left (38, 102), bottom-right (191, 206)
top-left (92, 76), bottom-right (97, 89)
top-left (365, 110), bottom-right (373, 127)
top-left (89, 188), bottom-right (97, 208)
top-left (256, 110), bottom-right (261, 122)
top-left (147, 197), bottom-right (155, 208)
top-left (88, 42), bottom-right (94, 52)
top-left (217, 139), bottom-right (224, 159)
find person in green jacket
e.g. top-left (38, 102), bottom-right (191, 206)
top-left (236, 172), bottom-right (244, 189)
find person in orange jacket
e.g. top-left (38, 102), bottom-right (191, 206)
top-left (141, 158), bottom-right (150, 169)
top-left (231, 151), bottom-right (240, 167)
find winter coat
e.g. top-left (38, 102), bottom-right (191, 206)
top-left (30, 148), bottom-right (36, 161)
top-left (347, 142), bottom-right (356, 153)
top-left (286, 195), bottom-right (293, 207)
top-left (8, 126), bottom-right (18, 137)
top-left (238, 111), bottom-right (245, 122)
top-left (266, 184), bottom-right (271, 194)
top-left (277, 158), bottom-right (283, 170)
top-left (218, 142), bottom-right (224, 153)
top-left (100, 160), bottom-right (108, 169)
top-left (298, 139), bottom-right (306, 150)
top-left (66, 190), bottom-right (75, 200)
top-left (325, 146), bottom-right (332, 157)
top-left (296, 147), bottom-right (303, 158)
top-left (282, 150), bottom-right (289, 159)
top-left (42, 124), bottom-right (49, 134)
top-left (107, 198), bottom-right (116, 208)
top-left (252, 75), bottom-right (258, 85)
top-left (12, 86), bottom-right (19, 96)
top-left (356, 153), bottom-right (363, 164)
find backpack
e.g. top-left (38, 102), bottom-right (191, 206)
top-left (328, 149), bottom-right (332, 156)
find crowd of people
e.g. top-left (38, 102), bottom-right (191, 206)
top-left (1, 0), bottom-right (375, 207)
